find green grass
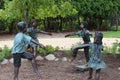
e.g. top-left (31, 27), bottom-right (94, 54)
top-left (102, 31), bottom-right (120, 38)
top-left (69, 31), bottom-right (120, 38)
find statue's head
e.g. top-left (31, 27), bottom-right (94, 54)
top-left (17, 21), bottom-right (26, 32)
top-left (30, 19), bottom-right (38, 28)
top-left (80, 21), bottom-right (88, 29)
top-left (94, 32), bottom-right (103, 45)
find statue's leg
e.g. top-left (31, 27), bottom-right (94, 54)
top-left (34, 39), bottom-right (39, 57)
top-left (31, 47), bottom-right (34, 53)
top-left (84, 46), bottom-right (89, 62)
top-left (31, 57), bottom-right (41, 77)
top-left (72, 48), bottom-right (78, 58)
top-left (14, 67), bottom-right (19, 80)
top-left (23, 52), bottom-right (41, 77)
top-left (13, 54), bottom-right (21, 80)
top-left (88, 68), bottom-right (93, 80)
top-left (33, 46), bottom-right (37, 57)
top-left (72, 45), bottom-right (80, 58)
top-left (95, 69), bottom-right (101, 80)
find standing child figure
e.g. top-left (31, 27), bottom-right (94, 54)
top-left (12, 21), bottom-right (44, 80)
top-left (27, 19), bottom-right (52, 56)
top-left (72, 32), bottom-right (107, 80)
top-left (65, 21), bottom-right (92, 62)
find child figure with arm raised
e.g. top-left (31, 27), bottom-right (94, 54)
top-left (65, 21), bottom-right (92, 62)
top-left (12, 21), bottom-right (44, 80)
top-left (27, 19), bottom-right (52, 57)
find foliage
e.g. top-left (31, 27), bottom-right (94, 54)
top-left (0, 45), bottom-right (11, 61)
top-left (37, 45), bottom-right (60, 56)
top-left (0, 47), bottom-right (2, 52)
top-left (0, 0), bottom-right (120, 32)
top-left (109, 26), bottom-right (120, 31)
top-left (1, 45), bottom-right (11, 59)
top-left (0, 53), bottom-right (4, 61)
top-left (72, 0), bottom-right (120, 30)
top-left (54, 46), bottom-right (60, 51)
top-left (45, 45), bottom-right (56, 54)
top-left (0, 0), bottom-right (78, 33)
top-left (0, 20), bottom-right (6, 32)
top-left (63, 49), bottom-right (72, 55)
top-left (37, 48), bottom-right (46, 56)
top-left (0, 0), bottom-right (77, 20)
top-left (103, 42), bottom-right (120, 57)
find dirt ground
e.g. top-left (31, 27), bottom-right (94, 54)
top-left (0, 52), bottom-right (120, 80)
top-left (0, 33), bottom-right (120, 80)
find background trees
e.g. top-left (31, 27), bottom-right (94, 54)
top-left (72, 0), bottom-right (120, 30)
top-left (0, 0), bottom-right (120, 33)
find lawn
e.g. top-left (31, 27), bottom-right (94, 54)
top-left (102, 31), bottom-right (120, 38)
top-left (69, 31), bottom-right (120, 38)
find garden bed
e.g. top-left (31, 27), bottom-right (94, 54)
top-left (0, 51), bottom-right (120, 80)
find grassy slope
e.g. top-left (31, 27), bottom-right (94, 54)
top-left (102, 31), bottom-right (120, 38)
top-left (69, 31), bottom-right (120, 38)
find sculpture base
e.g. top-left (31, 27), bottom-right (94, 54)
top-left (74, 65), bottom-right (89, 72)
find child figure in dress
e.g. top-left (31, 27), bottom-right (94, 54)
top-left (72, 32), bottom-right (106, 80)
top-left (12, 21), bottom-right (44, 80)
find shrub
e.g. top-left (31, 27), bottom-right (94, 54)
top-left (37, 48), bottom-right (46, 56)
top-left (103, 42), bottom-right (120, 57)
top-left (37, 45), bottom-right (60, 56)
top-left (2, 45), bottom-right (11, 59)
top-left (0, 45), bottom-right (11, 61)
top-left (55, 46), bottom-right (60, 51)
top-left (0, 47), bottom-right (2, 52)
top-left (63, 49), bottom-right (72, 55)
top-left (0, 53), bottom-right (4, 61)
top-left (103, 47), bottom-right (110, 55)
top-left (45, 45), bottom-right (55, 54)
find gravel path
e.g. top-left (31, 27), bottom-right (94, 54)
top-left (0, 32), bottom-right (120, 49)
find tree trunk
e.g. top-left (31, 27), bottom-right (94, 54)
top-left (9, 21), bottom-right (14, 34)
top-left (47, 17), bottom-right (51, 31)
top-left (98, 18), bottom-right (102, 31)
top-left (43, 19), bottom-right (47, 31)
top-left (69, 18), bottom-right (73, 31)
top-left (59, 16), bottom-right (62, 31)
top-left (24, 2), bottom-right (29, 28)
top-left (106, 19), bottom-right (111, 31)
top-left (116, 19), bottom-right (118, 31)
top-left (77, 14), bottom-right (80, 25)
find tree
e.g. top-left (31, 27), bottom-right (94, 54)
top-left (1, 0), bottom-right (120, 33)
top-left (72, 0), bottom-right (120, 30)
top-left (0, 0), bottom-right (77, 32)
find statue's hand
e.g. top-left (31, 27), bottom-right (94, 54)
top-left (65, 34), bottom-right (70, 37)
top-left (39, 43), bottom-right (45, 49)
